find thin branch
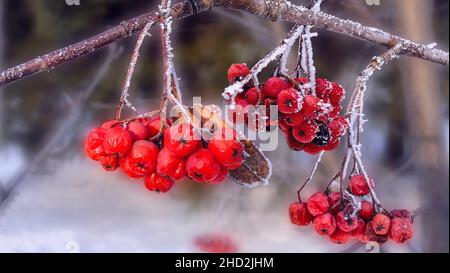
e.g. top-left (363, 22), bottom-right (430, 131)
top-left (115, 20), bottom-right (156, 120)
top-left (0, 0), bottom-right (448, 88)
top-left (296, 151), bottom-right (324, 202)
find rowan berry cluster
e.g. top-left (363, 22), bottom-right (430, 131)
top-left (226, 63), bottom-right (349, 154)
top-left (84, 116), bottom-right (244, 193)
top-left (289, 174), bottom-right (414, 244)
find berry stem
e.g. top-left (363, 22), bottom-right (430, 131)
top-left (296, 151), bottom-right (324, 203)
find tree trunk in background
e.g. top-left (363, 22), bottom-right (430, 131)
top-left (394, 0), bottom-right (449, 252)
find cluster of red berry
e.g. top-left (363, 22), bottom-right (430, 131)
top-left (84, 117), bottom-right (244, 192)
top-left (226, 64), bottom-right (349, 154)
top-left (289, 174), bottom-right (414, 244)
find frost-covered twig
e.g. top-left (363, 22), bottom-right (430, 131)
top-left (296, 151), bottom-right (324, 202)
top-left (1, 0), bottom-right (448, 87)
top-left (115, 20), bottom-right (156, 120)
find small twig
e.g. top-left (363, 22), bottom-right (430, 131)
top-left (115, 20), bottom-right (156, 120)
top-left (296, 151), bottom-right (324, 202)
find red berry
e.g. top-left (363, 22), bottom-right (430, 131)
top-left (327, 192), bottom-right (341, 214)
top-left (278, 119), bottom-right (290, 132)
top-left (307, 192), bottom-right (330, 216)
top-left (301, 95), bottom-right (320, 119)
top-left (164, 123), bottom-right (201, 157)
top-left (210, 167), bottom-right (228, 184)
top-left (388, 217), bottom-right (414, 243)
top-left (328, 116), bottom-right (348, 142)
top-left (292, 121), bottom-right (318, 143)
top-left (119, 157), bottom-right (144, 179)
top-left (328, 105), bottom-right (342, 119)
top-left (336, 211), bottom-right (359, 232)
top-left (284, 130), bottom-right (305, 151)
top-left (244, 87), bottom-right (260, 105)
top-left (156, 147), bottom-right (186, 180)
top-left (263, 77), bottom-right (290, 98)
top-left (330, 228), bottom-right (351, 244)
top-left (101, 120), bottom-right (120, 129)
top-left (208, 131), bottom-right (243, 170)
top-left (100, 155), bottom-right (119, 171)
top-left (103, 126), bottom-right (133, 156)
top-left (144, 173), bottom-right (174, 193)
top-left (303, 143), bottom-right (323, 155)
top-left (323, 140), bottom-right (340, 151)
top-left (142, 117), bottom-right (171, 138)
top-left (390, 209), bottom-right (414, 224)
top-left (282, 112), bottom-right (306, 127)
top-left (313, 213), bottom-right (337, 236)
top-left (186, 149), bottom-right (222, 183)
top-left (84, 127), bottom-right (107, 161)
top-left (359, 201), bottom-right (375, 221)
top-left (351, 219), bottom-right (367, 242)
top-left (371, 213), bottom-right (391, 235)
top-left (349, 175), bottom-right (371, 196)
top-left (315, 78), bottom-right (331, 100)
top-left (127, 120), bottom-right (151, 141)
top-left (126, 140), bottom-right (160, 176)
top-left (277, 88), bottom-right (302, 114)
top-left (289, 202), bottom-right (313, 226)
top-left (329, 82), bottom-right (345, 105)
top-left (227, 63), bottom-right (250, 84)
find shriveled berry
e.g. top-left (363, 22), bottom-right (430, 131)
top-left (84, 127), bottom-right (107, 161)
top-left (282, 112), bottom-right (306, 127)
top-left (336, 211), bottom-right (359, 232)
top-left (312, 124), bottom-right (330, 147)
top-left (289, 202), bottom-right (313, 226)
top-left (292, 121), bottom-right (318, 143)
top-left (208, 131), bottom-right (243, 170)
top-left (227, 63), bottom-right (250, 84)
top-left (307, 192), bottom-right (330, 216)
top-left (157, 147), bottom-right (186, 180)
top-left (388, 217), bottom-right (414, 243)
top-left (103, 126), bottom-right (133, 156)
top-left (301, 95), bottom-right (320, 119)
top-left (186, 148), bottom-right (222, 183)
top-left (359, 201), bottom-right (375, 221)
top-left (372, 213), bottom-right (391, 235)
top-left (349, 174), bottom-right (371, 196)
top-left (313, 213), bottom-right (336, 236)
top-left (327, 192), bottom-right (341, 214)
top-left (364, 221), bottom-right (388, 244)
top-left (277, 88), bottom-right (302, 114)
top-left (244, 87), bottom-right (260, 105)
top-left (164, 123), bottom-right (201, 157)
top-left (390, 209), bottom-right (414, 224)
top-left (330, 228), bottom-right (351, 244)
top-left (263, 77), bottom-right (290, 98)
top-left (127, 120), bottom-right (151, 140)
top-left (126, 140), bottom-right (160, 176)
top-left (144, 173), bottom-right (174, 193)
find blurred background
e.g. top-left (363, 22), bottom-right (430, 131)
top-left (0, 0), bottom-right (448, 253)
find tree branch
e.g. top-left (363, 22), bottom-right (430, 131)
top-left (0, 0), bottom-right (448, 88)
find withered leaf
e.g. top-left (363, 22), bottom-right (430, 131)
top-left (228, 139), bottom-right (271, 188)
